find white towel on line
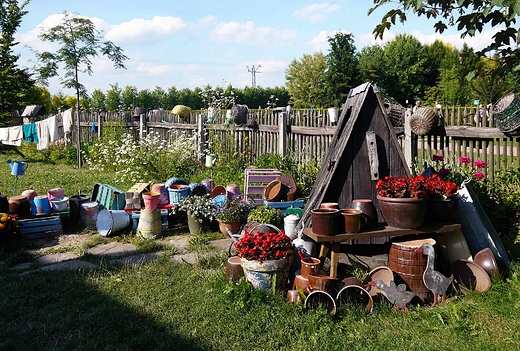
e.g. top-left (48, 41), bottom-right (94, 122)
top-left (4, 126), bottom-right (22, 146)
top-left (46, 116), bottom-right (60, 142)
top-left (62, 108), bottom-right (73, 133)
top-left (36, 120), bottom-right (49, 150)
top-left (0, 127), bottom-right (8, 143)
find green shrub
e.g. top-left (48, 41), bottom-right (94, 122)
top-left (247, 206), bottom-right (284, 229)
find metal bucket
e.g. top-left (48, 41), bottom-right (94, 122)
top-left (97, 210), bottom-right (130, 236)
top-left (137, 209), bottom-right (162, 238)
top-left (80, 201), bottom-right (99, 228)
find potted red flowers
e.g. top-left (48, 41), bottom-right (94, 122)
top-left (234, 229), bottom-right (293, 290)
top-left (376, 175), bottom-right (430, 228)
top-left (425, 174), bottom-right (460, 223)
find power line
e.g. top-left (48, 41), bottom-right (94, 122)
top-left (246, 64), bottom-right (261, 88)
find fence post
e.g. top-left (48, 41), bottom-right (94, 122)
top-left (97, 113), bottom-right (102, 138)
top-left (403, 108), bottom-right (417, 172)
top-left (278, 111), bottom-right (287, 157)
top-left (197, 113), bottom-right (205, 162)
top-left (139, 113), bottom-right (146, 140)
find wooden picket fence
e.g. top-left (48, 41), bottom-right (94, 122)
top-left (62, 105), bottom-right (520, 181)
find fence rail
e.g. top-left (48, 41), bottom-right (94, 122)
top-left (48, 106), bottom-right (519, 180)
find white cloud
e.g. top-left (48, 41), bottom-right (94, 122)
top-left (106, 16), bottom-right (186, 45)
top-left (308, 29), bottom-right (351, 52)
top-left (293, 3), bottom-right (341, 23)
top-left (136, 62), bottom-right (173, 76)
top-left (210, 21), bottom-right (297, 47)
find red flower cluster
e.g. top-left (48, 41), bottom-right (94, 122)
top-left (234, 231), bottom-right (293, 263)
top-left (424, 174), bottom-right (460, 200)
top-left (376, 175), bottom-right (430, 199)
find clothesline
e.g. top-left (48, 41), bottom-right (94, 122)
top-left (0, 108), bottom-right (73, 149)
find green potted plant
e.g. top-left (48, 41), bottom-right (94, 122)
top-left (175, 195), bottom-right (217, 234)
top-left (215, 198), bottom-right (253, 237)
top-left (246, 205), bottom-right (284, 230)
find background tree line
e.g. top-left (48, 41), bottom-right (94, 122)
top-left (286, 32), bottom-right (520, 109)
top-left (2, 0), bottom-right (519, 123)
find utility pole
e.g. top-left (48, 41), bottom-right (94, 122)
top-left (247, 65), bottom-right (262, 88)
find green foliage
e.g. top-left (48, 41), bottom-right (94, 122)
top-left (369, 0), bottom-right (520, 73)
top-left (83, 129), bottom-right (198, 185)
top-left (105, 83), bottom-right (122, 112)
top-left (0, 0), bottom-right (35, 123)
top-left (247, 206), bottom-right (284, 229)
top-left (285, 52), bottom-right (328, 108)
top-left (325, 32), bottom-right (361, 107)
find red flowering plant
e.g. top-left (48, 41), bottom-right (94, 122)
top-left (234, 230), bottom-right (294, 263)
top-left (376, 175), bottom-right (430, 198)
top-left (421, 153), bottom-right (487, 185)
top-left (424, 174), bottom-right (460, 200)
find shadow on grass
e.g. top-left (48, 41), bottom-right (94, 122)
top-left (0, 265), bottom-right (214, 351)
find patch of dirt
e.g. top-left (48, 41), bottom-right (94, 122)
top-left (28, 233), bottom-right (92, 254)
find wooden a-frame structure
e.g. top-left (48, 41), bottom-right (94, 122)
top-left (295, 83), bottom-right (411, 242)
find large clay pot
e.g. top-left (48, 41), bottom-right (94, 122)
top-left (311, 209), bottom-right (339, 235)
top-left (377, 195), bottom-right (429, 229)
top-left (218, 219), bottom-right (240, 238)
top-left (241, 256), bottom-right (292, 291)
top-left (427, 197), bottom-right (458, 223)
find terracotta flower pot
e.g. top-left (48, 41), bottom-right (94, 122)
top-left (377, 195), bottom-right (429, 229)
top-left (218, 219), bottom-right (240, 238)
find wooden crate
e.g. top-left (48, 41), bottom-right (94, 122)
top-left (125, 182), bottom-right (151, 210)
top-left (91, 183), bottom-right (126, 210)
top-left (19, 216), bottom-right (63, 239)
top-left (244, 168), bottom-right (281, 205)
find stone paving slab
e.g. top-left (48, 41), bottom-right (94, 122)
top-left (86, 242), bottom-right (138, 257)
top-left (20, 260), bottom-right (99, 274)
top-left (37, 252), bottom-right (78, 265)
top-left (170, 253), bottom-right (198, 265)
top-left (112, 252), bottom-right (165, 265)
top-left (209, 238), bottom-right (234, 252)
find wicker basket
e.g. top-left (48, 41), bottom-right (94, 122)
top-left (493, 93), bottom-right (520, 136)
top-left (165, 177), bottom-right (190, 205)
top-left (385, 102), bottom-right (405, 127)
top-left (410, 107), bottom-right (438, 136)
top-left (167, 185), bottom-right (189, 205)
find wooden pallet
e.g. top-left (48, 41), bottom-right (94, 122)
top-left (19, 215), bottom-right (63, 239)
top-left (243, 168), bottom-right (281, 205)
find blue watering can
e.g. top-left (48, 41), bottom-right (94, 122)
top-left (7, 159), bottom-right (29, 176)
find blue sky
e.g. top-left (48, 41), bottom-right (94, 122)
top-left (14, 0), bottom-right (499, 96)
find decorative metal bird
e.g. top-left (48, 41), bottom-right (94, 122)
top-left (368, 280), bottom-right (415, 313)
top-left (415, 243), bottom-right (454, 307)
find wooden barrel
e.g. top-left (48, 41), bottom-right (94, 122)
top-left (388, 238), bottom-right (436, 302)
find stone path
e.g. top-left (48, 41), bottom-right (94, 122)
top-left (10, 233), bottom-right (235, 274)
top-left (8, 232), bottom-right (389, 279)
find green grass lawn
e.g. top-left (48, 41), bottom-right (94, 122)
top-left (1, 150), bottom-right (520, 350)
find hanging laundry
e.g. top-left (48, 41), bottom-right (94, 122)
top-left (5, 126), bottom-right (23, 146)
top-left (91, 121), bottom-right (96, 133)
top-left (23, 122), bottom-right (38, 142)
top-left (36, 120), bottom-right (49, 150)
top-left (46, 116), bottom-right (60, 142)
top-left (62, 108), bottom-right (73, 133)
top-left (0, 127), bottom-right (8, 144)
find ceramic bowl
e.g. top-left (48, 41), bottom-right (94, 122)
top-left (451, 259), bottom-right (492, 292)
top-left (263, 180), bottom-right (283, 202)
top-left (362, 266), bottom-right (395, 297)
top-left (474, 247), bottom-right (499, 277)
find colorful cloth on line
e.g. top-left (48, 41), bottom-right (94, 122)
top-left (23, 123), bottom-right (38, 142)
